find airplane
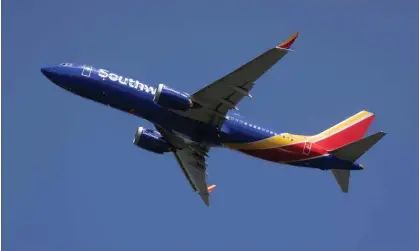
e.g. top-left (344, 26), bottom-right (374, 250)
top-left (40, 32), bottom-right (386, 206)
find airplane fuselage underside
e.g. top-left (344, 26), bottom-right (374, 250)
top-left (41, 64), bottom-right (363, 171)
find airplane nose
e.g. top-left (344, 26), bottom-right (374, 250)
top-left (40, 65), bottom-right (68, 89)
top-left (40, 66), bottom-right (63, 85)
top-left (40, 67), bottom-right (55, 78)
top-left (40, 65), bottom-right (73, 90)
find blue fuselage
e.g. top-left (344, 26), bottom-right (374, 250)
top-left (41, 63), bottom-right (275, 146)
top-left (40, 63), bottom-right (363, 171)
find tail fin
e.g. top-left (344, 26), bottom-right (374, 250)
top-left (329, 131), bottom-right (386, 193)
top-left (313, 110), bottom-right (375, 151)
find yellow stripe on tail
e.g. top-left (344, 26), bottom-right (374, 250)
top-left (311, 110), bottom-right (376, 151)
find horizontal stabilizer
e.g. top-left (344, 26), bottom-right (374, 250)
top-left (329, 131), bottom-right (386, 162)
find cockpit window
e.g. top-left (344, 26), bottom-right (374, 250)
top-left (60, 63), bottom-right (73, 67)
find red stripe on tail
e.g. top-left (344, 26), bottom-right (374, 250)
top-left (314, 111), bottom-right (375, 151)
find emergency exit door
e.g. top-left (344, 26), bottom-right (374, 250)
top-left (81, 65), bottom-right (92, 77)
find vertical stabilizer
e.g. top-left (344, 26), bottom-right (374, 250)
top-left (314, 110), bottom-right (375, 151)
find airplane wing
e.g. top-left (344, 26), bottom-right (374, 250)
top-left (155, 125), bottom-right (215, 206)
top-left (181, 32), bottom-right (299, 127)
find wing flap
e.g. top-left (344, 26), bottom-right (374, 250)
top-left (156, 125), bottom-right (214, 206)
top-left (173, 152), bottom-right (197, 192)
top-left (175, 148), bottom-right (211, 206)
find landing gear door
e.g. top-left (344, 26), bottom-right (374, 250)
top-left (81, 65), bottom-right (92, 77)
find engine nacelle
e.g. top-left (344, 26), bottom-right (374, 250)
top-left (133, 127), bottom-right (171, 154)
top-left (153, 83), bottom-right (193, 111)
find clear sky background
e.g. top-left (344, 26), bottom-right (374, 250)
top-left (2, 0), bottom-right (418, 250)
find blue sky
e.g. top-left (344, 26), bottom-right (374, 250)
top-left (3, 0), bottom-right (418, 250)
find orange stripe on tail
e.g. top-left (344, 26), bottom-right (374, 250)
top-left (312, 110), bottom-right (376, 151)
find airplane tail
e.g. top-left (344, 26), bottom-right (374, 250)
top-left (311, 111), bottom-right (386, 192)
top-left (313, 110), bottom-right (376, 151)
top-left (328, 131), bottom-right (386, 163)
top-left (328, 131), bottom-right (386, 192)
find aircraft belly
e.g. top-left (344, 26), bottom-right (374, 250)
top-left (89, 82), bottom-right (217, 145)
top-left (238, 142), bottom-right (326, 163)
top-left (223, 135), bottom-right (328, 165)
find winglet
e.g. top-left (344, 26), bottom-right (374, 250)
top-left (208, 184), bottom-right (216, 193)
top-left (277, 32), bottom-right (299, 50)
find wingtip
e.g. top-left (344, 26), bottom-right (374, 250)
top-left (201, 185), bottom-right (216, 207)
top-left (277, 31), bottom-right (299, 49)
top-left (208, 184), bottom-right (216, 193)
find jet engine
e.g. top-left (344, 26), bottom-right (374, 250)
top-left (133, 127), bottom-right (171, 154)
top-left (153, 83), bottom-right (193, 111)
